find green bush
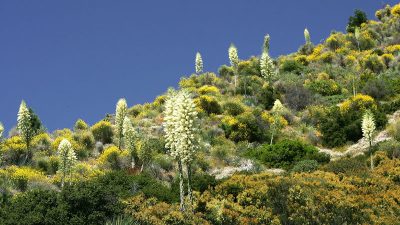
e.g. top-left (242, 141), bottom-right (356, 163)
top-left (291, 160), bottom-right (319, 173)
top-left (362, 79), bottom-right (393, 100)
top-left (74, 119), bottom-right (89, 131)
top-left (376, 140), bottom-right (400, 159)
top-left (195, 95), bottom-right (222, 115)
top-left (280, 59), bottom-right (304, 75)
top-left (388, 119), bottom-right (400, 142)
top-left (91, 120), bottom-right (114, 144)
top-left (322, 155), bottom-right (368, 177)
top-left (223, 101), bottom-right (245, 116)
top-left (246, 140), bottom-right (330, 169)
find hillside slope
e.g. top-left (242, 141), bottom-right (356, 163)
top-left (1, 3), bottom-right (400, 225)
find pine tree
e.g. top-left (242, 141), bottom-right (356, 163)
top-left (260, 51), bottom-right (275, 82)
top-left (17, 100), bottom-right (35, 163)
top-left (195, 52), bottom-right (203, 74)
top-left (115, 98), bottom-right (128, 150)
top-left (123, 117), bottom-right (137, 169)
top-left (58, 139), bottom-right (77, 187)
top-left (362, 110), bottom-right (376, 170)
top-left (228, 44), bottom-right (239, 94)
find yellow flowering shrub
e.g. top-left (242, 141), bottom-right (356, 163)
top-left (97, 146), bottom-right (130, 170)
top-left (381, 53), bottom-right (394, 67)
top-left (198, 85), bottom-right (220, 95)
top-left (385, 44), bottom-right (400, 54)
top-left (325, 33), bottom-right (345, 50)
top-left (31, 133), bottom-right (52, 154)
top-left (261, 111), bottom-right (288, 127)
top-left (339, 94), bottom-right (377, 113)
top-left (391, 3), bottom-right (400, 17)
top-left (0, 136), bottom-right (27, 165)
top-left (306, 44), bottom-right (324, 62)
top-left (294, 55), bottom-right (308, 66)
top-left (195, 95), bottom-right (222, 114)
top-left (2, 166), bottom-right (47, 191)
top-left (345, 55), bottom-right (357, 66)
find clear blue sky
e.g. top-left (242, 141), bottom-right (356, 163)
top-left (0, 0), bottom-right (397, 133)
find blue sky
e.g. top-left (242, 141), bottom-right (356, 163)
top-left (0, 0), bottom-right (398, 133)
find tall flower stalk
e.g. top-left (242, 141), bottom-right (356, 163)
top-left (115, 98), bottom-right (128, 150)
top-left (362, 110), bottom-right (376, 170)
top-left (195, 52), bottom-right (203, 75)
top-left (163, 89), bottom-right (199, 212)
top-left (58, 139), bottom-right (77, 187)
top-left (17, 100), bottom-right (34, 164)
top-left (228, 44), bottom-right (239, 94)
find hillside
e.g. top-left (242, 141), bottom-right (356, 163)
top-left (1, 3), bottom-right (400, 225)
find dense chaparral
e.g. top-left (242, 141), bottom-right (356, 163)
top-left (1, 3), bottom-right (400, 225)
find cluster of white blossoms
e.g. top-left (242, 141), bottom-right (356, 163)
top-left (0, 122), bottom-right (4, 138)
top-left (304, 28), bottom-right (311, 45)
top-left (58, 139), bottom-right (77, 179)
top-left (115, 98), bottom-right (128, 148)
top-left (228, 44), bottom-right (239, 69)
top-left (17, 101), bottom-right (33, 145)
top-left (362, 110), bottom-right (376, 140)
top-left (164, 90), bottom-right (199, 164)
top-left (123, 117), bottom-right (137, 151)
top-left (263, 34), bottom-right (270, 53)
top-left (195, 52), bottom-right (203, 74)
top-left (272, 99), bottom-right (285, 113)
top-left (260, 51), bottom-right (275, 81)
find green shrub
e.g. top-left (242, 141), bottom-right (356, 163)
top-left (91, 121), bottom-right (114, 144)
top-left (322, 155), bottom-right (368, 177)
top-left (375, 140), bottom-right (400, 159)
top-left (291, 160), bottom-right (319, 173)
top-left (74, 119), bottom-right (89, 131)
top-left (280, 59), bottom-right (304, 75)
top-left (195, 95), bottom-right (222, 115)
top-left (223, 101), bottom-right (245, 116)
top-left (388, 119), bottom-right (400, 141)
top-left (362, 79), bottom-right (393, 100)
top-left (246, 140), bottom-right (330, 169)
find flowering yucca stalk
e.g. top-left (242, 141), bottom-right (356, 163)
top-left (362, 110), bottom-right (376, 170)
top-left (195, 52), bottom-right (203, 74)
top-left (163, 89), bottom-right (199, 212)
top-left (304, 28), bottom-right (311, 45)
top-left (58, 139), bottom-right (77, 187)
top-left (123, 117), bottom-right (137, 169)
top-left (17, 100), bottom-right (34, 163)
top-left (354, 27), bottom-right (361, 51)
top-left (228, 44), bottom-right (239, 93)
top-left (115, 98), bottom-right (128, 150)
top-left (0, 122), bottom-right (4, 139)
top-left (260, 51), bottom-right (275, 81)
top-left (270, 99), bottom-right (285, 145)
top-left (263, 34), bottom-right (270, 53)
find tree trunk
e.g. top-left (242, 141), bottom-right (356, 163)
top-left (178, 160), bottom-right (185, 212)
top-left (187, 163), bottom-right (193, 212)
